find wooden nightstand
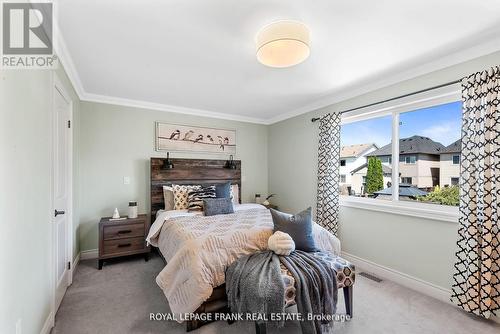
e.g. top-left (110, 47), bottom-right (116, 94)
top-left (98, 214), bottom-right (150, 269)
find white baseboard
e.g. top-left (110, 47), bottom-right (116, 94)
top-left (80, 249), bottom-right (98, 260)
top-left (69, 252), bottom-right (81, 284)
top-left (40, 311), bottom-right (54, 334)
top-left (72, 252), bottom-right (80, 269)
top-left (342, 252), bottom-right (500, 323)
top-left (341, 251), bottom-right (452, 305)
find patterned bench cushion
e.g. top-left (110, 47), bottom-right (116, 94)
top-left (281, 253), bottom-right (355, 307)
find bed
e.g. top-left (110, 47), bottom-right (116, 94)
top-left (147, 157), bottom-right (342, 331)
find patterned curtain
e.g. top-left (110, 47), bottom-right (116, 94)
top-left (451, 66), bottom-right (500, 319)
top-left (316, 113), bottom-right (341, 235)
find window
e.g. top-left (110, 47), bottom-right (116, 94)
top-left (340, 174), bottom-right (346, 183)
top-left (380, 156), bottom-right (392, 164)
top-left (340, 98), bottom-right (462, 209)
top-left (340, 160), bottom-right (346, 166)
top-left (340, 115), bottom-right (392, 199)
top-left (452, 155), bottom-right (460, 165)
top-left (402, 155), bottom-right (417, 164)
top-left (401, 177), bottom-right (412, 184)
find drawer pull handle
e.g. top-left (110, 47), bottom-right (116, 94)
top-left (118, 230), bottom-right (132, 234)
top-left (117, 243), bottom-right (131, 248)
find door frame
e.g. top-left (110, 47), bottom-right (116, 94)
top-left (49, 72), bottom-right (74, 326)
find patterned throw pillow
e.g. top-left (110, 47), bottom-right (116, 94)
top-left (187, 185), bottom-right (216, 211)
top-left (172, 184), bottom-right (201, 210)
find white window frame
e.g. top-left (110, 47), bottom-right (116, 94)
top-left (340, 83), bottom-right (460, 223)
top-left (452, 155), bottom-right (460, 165)
top-left (340, 174), bottom-right (346, 183)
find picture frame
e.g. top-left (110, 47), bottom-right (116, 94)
top-left (155, 122), bottom-right (236, 154)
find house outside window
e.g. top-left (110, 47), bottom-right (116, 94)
top-left (338, 143), bottom-right (379, 195)
top-left (439, 140), bottom-right (461, 188)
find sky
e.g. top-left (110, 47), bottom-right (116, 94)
top-left (340, 101), bottom-right (462, 148)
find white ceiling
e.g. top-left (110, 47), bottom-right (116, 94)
top-left (57, 0), bottom-right (500, 124)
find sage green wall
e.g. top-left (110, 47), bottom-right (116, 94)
top-left (0, 65), bottom-right (79, 334)
top-left (268, 51), bottom-right (500, 290)
top-left (78, 102), bottom-right (268, 251)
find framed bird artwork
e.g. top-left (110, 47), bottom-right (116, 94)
top-left (155, 122), bottom-right (236, 154)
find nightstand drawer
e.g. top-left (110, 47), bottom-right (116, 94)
top-left (102, 237), bottom-right (145, 256)
top-left (103, 223), bottom-right (144, 240)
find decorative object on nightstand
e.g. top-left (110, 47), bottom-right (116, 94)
top-left (128, 201), bottom-right (138, 219)
top-left (98, 214), bottom-right (150, 270)
top-left (255, 193), bottom-right (262, 204)
top-left (262, 194), bottom-right (276, 208)
top-left (112, 208), bottom-right (120, 219)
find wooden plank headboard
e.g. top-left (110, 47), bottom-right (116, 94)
top-left (150, 158), bottom-right (241, 220)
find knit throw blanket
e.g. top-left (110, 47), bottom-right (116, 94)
top-left (226, 250), bottom-right (338, 334)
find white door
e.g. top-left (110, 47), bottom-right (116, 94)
top-left (53, 82), bottom-right (71, 311)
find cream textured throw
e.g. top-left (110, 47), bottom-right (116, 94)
top-left (146, 205), bottom-right (341, 318)
top-left (268, 231), bottom-right (295, 255)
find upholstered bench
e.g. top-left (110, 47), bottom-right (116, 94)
top-left (281, 252), bottom-right (356, 316)
top-left (252, 253), bottom-right (355, 334)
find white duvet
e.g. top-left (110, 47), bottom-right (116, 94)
top-left (146, 204), bottom-right (341, 317)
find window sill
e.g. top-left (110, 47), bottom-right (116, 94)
top-left (339, 196), bottom-right (459, 223)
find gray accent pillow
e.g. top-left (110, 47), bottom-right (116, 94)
top-left (203, 198), bottom-right (234, 216)
top-left (270, 207), bottom-right (317, 252)
top-left (214, 182), bottom-right (231, 198)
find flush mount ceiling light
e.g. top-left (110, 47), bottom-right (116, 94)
top-left (256, 20), bottom-right (310, 68)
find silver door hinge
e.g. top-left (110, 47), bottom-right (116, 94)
top-left (67, 120), bottom-right (71, 128)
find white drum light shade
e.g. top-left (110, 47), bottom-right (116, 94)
top-left (256, 21), bottom-right (310, 68)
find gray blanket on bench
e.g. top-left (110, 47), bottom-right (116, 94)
top-left (226, 250), bottom-right (338, 334)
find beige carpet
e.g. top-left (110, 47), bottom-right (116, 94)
top-left (52, 253), bottom-right (499, 334)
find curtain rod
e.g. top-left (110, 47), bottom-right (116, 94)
top-left (311, 79), bottom-right (461, 122)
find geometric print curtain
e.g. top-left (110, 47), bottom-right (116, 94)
top-left (316, 112), bottom-right (341, 236)
top-left (450, 66), bottom-right (500, 319)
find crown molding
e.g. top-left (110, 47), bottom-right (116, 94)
top-left (55, 24), bottom-right (500, 126)
top-left (266, 36), bottom-right (500, 124)
top-left (80, 92), bottom-right (269, 124)
top-left (53, 21), bottom-right (86, 98)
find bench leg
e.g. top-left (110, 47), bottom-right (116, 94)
top-left (255, 322), bottom-right (267, 334)
top-left (343, 286), bottom-right (353, 317)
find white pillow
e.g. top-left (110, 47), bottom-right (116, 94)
top-left (230, 184), bottom-right (239, 204)
top-left (163, 186), bottom-right (175, 211)
top-left (268, 231), bottom-right (295, 255)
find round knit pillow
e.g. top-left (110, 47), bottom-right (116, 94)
top-left (268, 231), bottom-right (295, 255)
